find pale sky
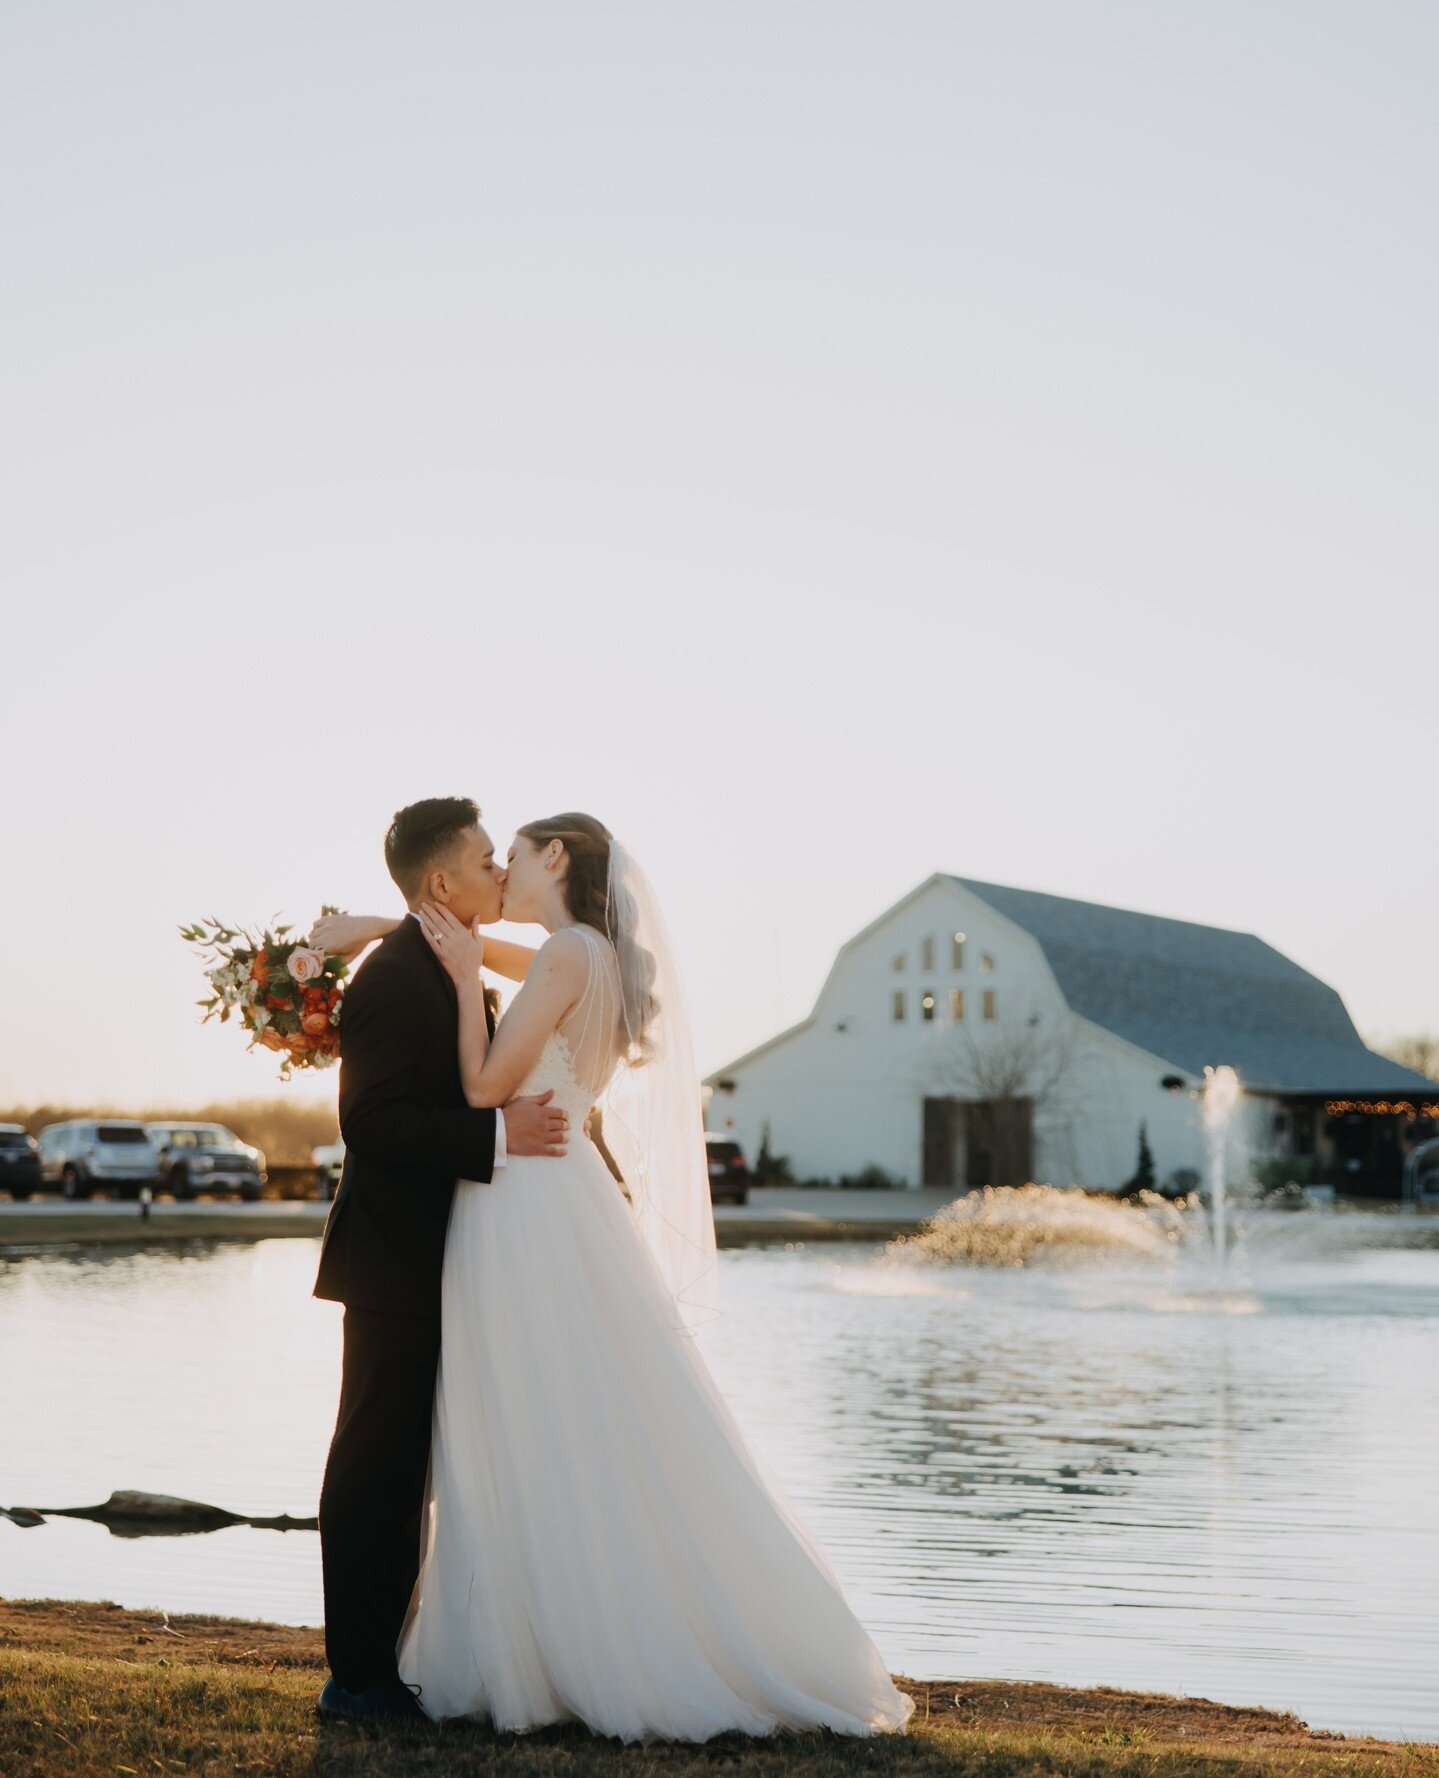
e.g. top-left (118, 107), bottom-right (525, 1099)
top-left (1, 2), bottom-right (1435, 1109)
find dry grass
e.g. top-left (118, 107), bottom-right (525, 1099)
top-left (2, 1597), bottom-right (1433, 1778)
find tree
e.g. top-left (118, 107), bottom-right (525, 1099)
top-left (1374, 1033), bottom-right (1439, 1083)
top-left (1118, 1121), bottom-right (1157, 1198)
top-left (922, 1006), bottom-right (1083, 1188)
top-left (753, 1120), bottom-right (793, 1187)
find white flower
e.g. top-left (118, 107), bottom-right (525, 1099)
top-left (286, 947), bottom-right (324, 984)
top-left (251, 1006), bottom-right (272, 1030)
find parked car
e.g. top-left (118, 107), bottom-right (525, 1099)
top-left (0, 1124), bottom-right (42, 1199)
top-left (146, 1123), bottom-right (266, 1201)
top-left (704, 1133), bottom-right (750, 1205)
top-left (312, 1139), bottom-right (345, 1200)
top-left (39, 1120), bottom-right (161, 1200)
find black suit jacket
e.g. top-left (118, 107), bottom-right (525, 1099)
top-left (313, 915), bottom-right (496, 1319)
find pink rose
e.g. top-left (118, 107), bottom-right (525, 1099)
top-left (286, 947), bottom-right (324, 984)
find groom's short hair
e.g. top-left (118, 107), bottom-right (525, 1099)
top-left (385, 796), bottom-right (481, 901)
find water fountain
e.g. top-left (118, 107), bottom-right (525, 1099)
top-left (887, 1067), bottom-right (1251, 1273)
top-left (887, 1063), bottom-right (1434, 1276)
top-left (885, 1180), bottom-right (1187, 1268)
top-left (1201, 1063), bottom-right (1244, 1263)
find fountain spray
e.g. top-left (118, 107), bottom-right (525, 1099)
top-left (1202, 1065), bottom-right (1243, 1262)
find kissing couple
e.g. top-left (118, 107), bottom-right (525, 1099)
top-left (307, 797), bottom-right (914, 1742)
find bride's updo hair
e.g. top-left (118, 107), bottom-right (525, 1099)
top-left (516, 811), bottom-right (659, 1061)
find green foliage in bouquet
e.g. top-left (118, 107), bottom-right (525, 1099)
top-left (180, 907), bottom-right (351, 1080)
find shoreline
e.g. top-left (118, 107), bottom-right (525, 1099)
top-left (0, 1188), bottom-right (958, 1253)
top-left (3, 1187), bottom-right (1429, 1257)
top-left (4, 1596), bottom-right (1432, 1777)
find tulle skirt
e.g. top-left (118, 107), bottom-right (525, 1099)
top-left (396, 1138), bottom-right (914, 1743)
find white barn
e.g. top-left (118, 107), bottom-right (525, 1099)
top-left (704, 875), bottom-right (1437, 1197)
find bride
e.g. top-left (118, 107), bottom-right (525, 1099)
top-left (321, 813), bottom-right (913, 1742)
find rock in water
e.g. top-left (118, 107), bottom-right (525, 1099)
top-left (5, 1490), bottom-right (318, 1533)
top-left (44, 1491), bottom-right (245, 1528)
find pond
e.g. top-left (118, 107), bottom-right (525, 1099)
top-left (1, 1225), bottom-right (1436, 1740)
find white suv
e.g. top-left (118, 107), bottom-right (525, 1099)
top-left (148, 1123), bottom-right (265, 1201)
top-left (38, 1120), bottom-right (161, 1201)
top-left (312, 1139), bottom-right (345, 1201)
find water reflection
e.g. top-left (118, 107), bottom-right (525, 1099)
top-left (700, 1237), bottom-right (1439, 1741)
top-left (1, 1232), bottom-right (1436, 1740)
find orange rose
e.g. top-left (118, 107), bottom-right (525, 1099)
top-left (301, 1011), bottom-right (330, 1037)
top-left (266, 994), bottom-right (289, 1011)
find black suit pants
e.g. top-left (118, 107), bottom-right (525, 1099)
top-left (318, 1305), bottom-right (441, 1691)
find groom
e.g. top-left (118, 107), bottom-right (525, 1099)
top-left (312, 796), bottom-right (569, 1725)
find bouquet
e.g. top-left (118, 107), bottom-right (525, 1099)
top-left (182, 911), bottom-right (348, 1079)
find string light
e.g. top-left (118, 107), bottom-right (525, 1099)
top-left (1323, 1098), bottom-right (1439, 1120)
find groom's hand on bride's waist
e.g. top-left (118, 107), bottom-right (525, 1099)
top-left (504, 1090), bottom-right (570, 1158)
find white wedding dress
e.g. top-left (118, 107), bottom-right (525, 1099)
top-left (397, 925), bottom-right (913, 1742)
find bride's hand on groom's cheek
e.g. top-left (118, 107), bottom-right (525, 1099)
top-left (419, 902), bottom-right (486, 982)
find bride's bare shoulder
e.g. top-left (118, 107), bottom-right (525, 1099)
top-left (528, 927), bottom-right (594, 982)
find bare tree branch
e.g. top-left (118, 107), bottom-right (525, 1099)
top-left (919, 1006), bottom-right (1087, 1187)
top-left (1372, 1033), bottom-right (1439, 1083)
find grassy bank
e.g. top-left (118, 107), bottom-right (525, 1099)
top-left (2, 1599), bottom-right (1432, 1778)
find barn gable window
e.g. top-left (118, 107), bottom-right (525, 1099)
top-left (891, 952), bottom-right (906, 973)
top-left (949, 989), bottom-right (965, 1022)
top-left (920, 936), bottom-right (934, 971)
top-left (952, 932), bottom-right (966, 969)
top-left (921, 991), bottom-right (936, 1022)
top-left (981, 952), bottom-right (996, 973)
top-left (892, 991), bottom-right (906, 1022)
top-left (983, 988), bottom-right (997, 1020)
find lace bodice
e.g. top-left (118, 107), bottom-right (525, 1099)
top-left (511, 926), bottom-right (624, 1124)
top-left (514, 1030), bottom-right (600, 1124)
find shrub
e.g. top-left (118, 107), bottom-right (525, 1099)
top-left (1251, 1156), bottom-right (1321, 1195)
top-left (753, 1122), bottom-right (795, 1187)
top-left (794, 1164), bottom-right (904, 1190)
top-left (1118, 1122), bottom-right (1157, 1198)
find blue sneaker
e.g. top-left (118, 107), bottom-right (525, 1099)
top-left (317, 1675), bottom-right (429, 1725)
top-left (316, 1676), bottom-right (359, 1722)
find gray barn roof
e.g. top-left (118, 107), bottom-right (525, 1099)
top-left (951, 876), bottom-right (1433, 1097)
